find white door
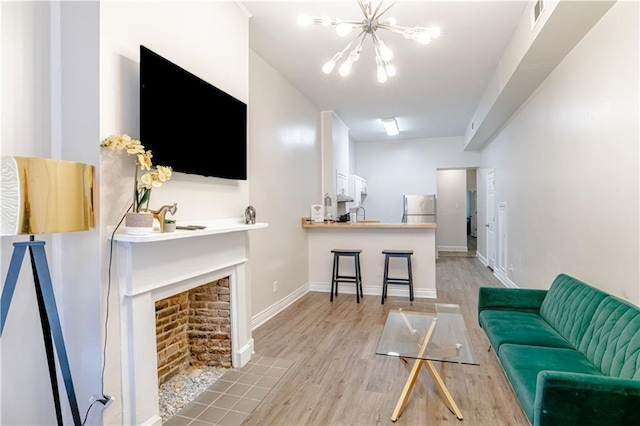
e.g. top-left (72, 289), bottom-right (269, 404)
top-left (497, 202), bottom-right (507, 275)
top-left (486, 170), bottom-right (496, 270)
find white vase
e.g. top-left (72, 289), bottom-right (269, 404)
top-left (125, 212), bottom-right (154, 235)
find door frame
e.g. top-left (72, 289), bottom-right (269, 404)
top-left (485, 169), bottom-right (496, 270)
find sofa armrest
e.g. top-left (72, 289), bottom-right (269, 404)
top-left (478, 287), bottom-right (547, 318)
top-left (534, 370), bottom-right (640, 426)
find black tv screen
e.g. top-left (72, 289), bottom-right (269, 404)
top-left (140, 45), bottom-right (247, 180)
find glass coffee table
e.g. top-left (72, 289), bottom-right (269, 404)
top-left (375, 301), bottom-right (478, 421)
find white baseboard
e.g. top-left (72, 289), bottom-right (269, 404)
top-left (251, 284), bottom-right (309, 330)
top-left (476, 252), bottom-right (488, 266)
top-left (493, 269), bottom-right (519, 288)
top-left (437, 245), bottom-right (468, 252)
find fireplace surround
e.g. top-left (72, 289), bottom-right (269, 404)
top-left (111, 219), bottom-right (267, 425)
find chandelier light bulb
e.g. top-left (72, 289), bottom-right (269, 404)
top-left (377, 66), bottom-right (388, 83)
top-left (429, 26), bottom-right (441, 38)
top-left (375, 56), bottom-right (388, 83)
top-left (339, 58), bottom-right (354, 76)
top-left (378, 40), bottom-right (393, 61)
top-left (413, 29), bottom-right (432, 45)
top-left (322, 60), bottom-right (337, 74)
top-left (336, 22), bottom-right (354, 37)
top-left (297, 15), bottom-right (315, 26)
top-left (385, 63), bottom-right (397, 77)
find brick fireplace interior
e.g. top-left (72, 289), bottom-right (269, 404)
top-left (155, 277), bottom-right (232, 386)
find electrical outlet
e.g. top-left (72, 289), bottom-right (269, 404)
top-left (272, 281), bottom-right (278, 292)
top-left (90, 393), bottom-right (115, 409)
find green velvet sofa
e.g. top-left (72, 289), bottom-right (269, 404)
top-left (478, 273), bottom-right (640, 425)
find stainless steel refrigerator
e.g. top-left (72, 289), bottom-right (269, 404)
top-left (402, 194), bottom-right (436, 223)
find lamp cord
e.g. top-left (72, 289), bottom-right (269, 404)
top-left (82, 203), bottom-right (132, 425)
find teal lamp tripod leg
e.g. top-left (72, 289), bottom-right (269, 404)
top-left (0, 238), bottom-right (81, 426)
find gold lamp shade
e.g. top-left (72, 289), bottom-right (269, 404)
top-left (1, 156), bottom-right (95, 235)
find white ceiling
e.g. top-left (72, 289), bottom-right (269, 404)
top-left (241, 0), bottom-right (530, 142)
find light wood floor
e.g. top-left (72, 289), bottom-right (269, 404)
top-left (244, 256), bottom-right (529, 426)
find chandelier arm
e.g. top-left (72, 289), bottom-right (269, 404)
top-left (357, 0), bottom-right (369, 17)
top-left (312, 16), bottom-right (341, 26)
top-left (355, 31), bottom-right (368, 51)
top-left (371, 31), bottom-right (384, 61)
top-left (336, 29), bottom-right (367, 58)
top-left (378, 24), bottom-right (418, 32)
top-left (371, 29), bottom-right (389, 51)
top-left (375, 2), bottom-right (397, 20)
top-left (371, 1), bottom-right (385, 19)
top-left (334, 20), bottom-right (366, 26)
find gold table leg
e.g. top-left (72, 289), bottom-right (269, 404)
top-left (390, 318), bottom-right (463, 421)
top-left (423, 360), bottom-right (463, 420)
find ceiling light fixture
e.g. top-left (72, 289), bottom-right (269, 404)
top-left (298, 0), bottom-right (440, 83)
top-left (381, 117), bottom-right (399, 135)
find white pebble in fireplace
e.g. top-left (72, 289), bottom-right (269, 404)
top-left (110, 219), bottom-right (267, 425)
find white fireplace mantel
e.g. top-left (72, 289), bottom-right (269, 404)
top-left (110, 219), bottom-right (267, 426)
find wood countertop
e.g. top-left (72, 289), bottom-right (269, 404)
top-left (301, 218), bottom-right (436, 229)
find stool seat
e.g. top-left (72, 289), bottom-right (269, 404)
top-left (381, 249), bottom-right (414, 304)
top-left (330, 249), bottom-right (364, 303)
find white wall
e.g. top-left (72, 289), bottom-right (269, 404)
top-left (478, 1), bottom-right (639, 303)
top-left (1, 2), bottom-right (102, 425)
top-left (247, 50), bottom-right (320, 323)
top-left (356, 136), bottom-right (481, 222)
top-left (99, 2), bottom-right (249, 424)
top-left (99, 1), bottom-right (249, 227)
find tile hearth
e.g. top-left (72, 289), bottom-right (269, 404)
top-left (164, 355), bottom-right (293, 425)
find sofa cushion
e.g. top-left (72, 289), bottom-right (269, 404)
top-left (479, 310), bottom-right (574, 354)
top-left (499, 343), bottom-right (602, 423)
top-left (578, 296), bottom-right (640, 380)
top-left (539, 274), bottom-right (608, 348)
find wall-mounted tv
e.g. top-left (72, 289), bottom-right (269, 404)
top-left (140, 45), bottom-right (247, 180)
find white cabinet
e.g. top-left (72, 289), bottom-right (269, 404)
top-left (349, 175), bottom-right (367, 207)
top-left (336, 170), bottom-right (348, 197)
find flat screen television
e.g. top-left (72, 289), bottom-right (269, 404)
top-left (140, 45), bottom-right (247, 180)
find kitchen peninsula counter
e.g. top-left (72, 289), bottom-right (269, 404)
top-left (301, 218), bottom-right (437, 229)
top-left (302, 217), bottom-right (437, 299)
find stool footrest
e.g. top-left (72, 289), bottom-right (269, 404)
top-left (386, 279), bottom-right (411, 284)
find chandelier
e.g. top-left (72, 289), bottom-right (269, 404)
top-left (298, 1), bottom-right (440, 83)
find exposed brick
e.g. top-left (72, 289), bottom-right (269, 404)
top-left (155, 277), bottom-right (232, 387)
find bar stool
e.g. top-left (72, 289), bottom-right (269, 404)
top-left (330, 249), bottom-right (364, 303)
top-left (381, 249), bottom-right (414, 304)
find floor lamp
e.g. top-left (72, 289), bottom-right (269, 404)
top-left (0, 156), bottom-right (95, 426)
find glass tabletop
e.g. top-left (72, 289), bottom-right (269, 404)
top-left (375, 301), bottom-right (478, 365)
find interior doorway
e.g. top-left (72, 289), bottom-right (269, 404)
top-left (466, 169), bottom-right (478, 256)
top-left (437, 167), bottom-right (478, 258)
